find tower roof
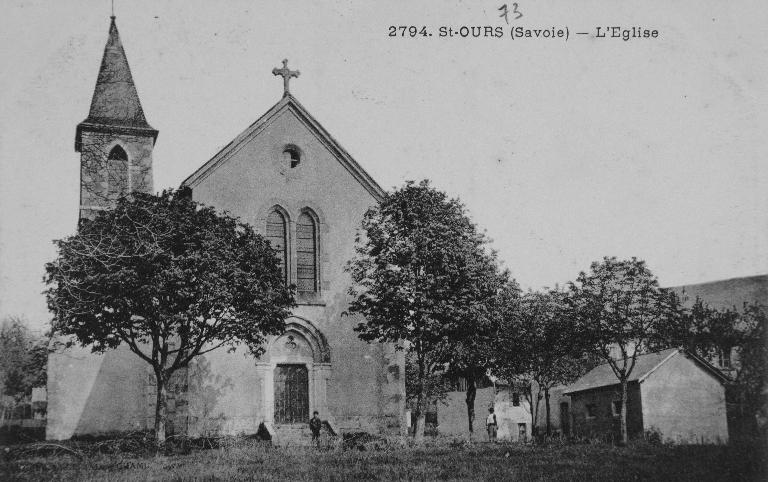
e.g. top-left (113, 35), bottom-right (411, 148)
top-left (76, 16), bottom-right (157, 151)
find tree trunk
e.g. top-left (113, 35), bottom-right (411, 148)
top-left (414, 387), bottom-right (427, 443)
top-left (531, 388), bottom-right (542, 438)
top-left (413, 359), bottom-right (427, 443)
top-left (619, 378), bottom-right (628, 446)
top-left (544, 388), bottom-right (551, 436)
top-left (465, 371), bottom-right (476, 439)
top-left (154, 370), bottom-right (168, 445)
top-left (524, 389), bottom-right (537, 438)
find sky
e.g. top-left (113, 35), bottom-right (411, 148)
top-left (1, 0), bottom-right (767, 332)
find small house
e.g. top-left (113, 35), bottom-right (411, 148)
top-left (564, 348), bottom-right (729, 444)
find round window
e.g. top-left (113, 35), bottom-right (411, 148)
top-left (282, 145), bottom-right (301, 168)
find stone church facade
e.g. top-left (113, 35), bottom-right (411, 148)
top-left (47, 16), bottom-right (405, 441)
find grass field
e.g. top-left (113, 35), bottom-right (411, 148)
top-left (1, 438), bottom-right (765, 481)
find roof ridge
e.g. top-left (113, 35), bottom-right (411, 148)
top-left (637, 348), bottom-right (680, 383)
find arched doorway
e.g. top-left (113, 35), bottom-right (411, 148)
top-left (256, 317), bottom-right (331, 426)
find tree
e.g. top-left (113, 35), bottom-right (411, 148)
top-left (666, 299), bottom-right (767, 435)
top-left (346, 180), bottom-right (506, 442)
top-left (404, 349), bottom-right (448, 432)
top-left (0, 316), bottom-right (47, 399)
top-left (568, 257), bottom-right (681, 445)
top-left (45, 190), bottom-right (295, 444)
top-left (0, 316), bottom-right (47, 426)
top-left (664, 296), bottom-right (742, 360)
top-left (441, 258), bottom-right (512, 439)
top-left (732, 304), bottom-right (768, 434)
top-left (493, 288), bottom-right (594, 437)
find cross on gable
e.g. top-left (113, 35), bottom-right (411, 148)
top-left (272, 59), bottom-right (300, 96)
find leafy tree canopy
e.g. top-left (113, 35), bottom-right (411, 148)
top-left (492, 287), bottom-right (595, 435)
top-left (45, 190), bottom-right (295, 442)
top-left (568, 256), bottom-right (681, 444)
top-left (348, 180), bottom-right (505, 359)
top-left (347, 180), bottom-right (507, 439)
top-left (568, 256), bottom-right (681, 367)
top-left (0, 316), bottom-right (47, 400)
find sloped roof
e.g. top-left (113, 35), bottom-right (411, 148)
top-left (181, 93), bottom-right (385, 201)
top-left (76, 17), bottom-right (157, 151)
top-left (563, 348), bottom-right (728, 394)
top-left (667, 275), bottom-right (768, 311)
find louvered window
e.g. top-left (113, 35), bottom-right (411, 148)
top-left (296, 212), bottom-right (317, 293)
top-left (266, 210), bottom-right (288, 283)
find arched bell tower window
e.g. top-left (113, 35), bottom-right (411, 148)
top-left (266, 209), bottom-right (288, 283)
top-left (106, 145), bottom-right (129, 198)
top-left (296, 211), bottom-right (318, 293)
top-left (108, 145), bottom-right (128, 161)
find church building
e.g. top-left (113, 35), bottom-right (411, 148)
top-left (47, 16), bottom-right (405, 442)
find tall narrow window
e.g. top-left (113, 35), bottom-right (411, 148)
top-left (296, 212), bottom-right (317, 293)
top-left (107, 145), bottom-right (129, 198)
top-left (718, 348), bottom-right (732, 369)
top-left (266, 209), bottom-right (288, 283)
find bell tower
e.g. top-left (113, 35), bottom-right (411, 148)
top-left (75, 15), bottom-right (158, 220)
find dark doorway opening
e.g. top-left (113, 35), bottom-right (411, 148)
top-left (560, 402), bottom-right (570, 436)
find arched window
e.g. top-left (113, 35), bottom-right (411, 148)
top-left (266, 209), bottom-right (288, 283)
top-left (108, 145), bottom-right (128, 161)
top-left (296, 212), bottom-right (317, 293)
top-left (107, 145), bottom-right (129, 198)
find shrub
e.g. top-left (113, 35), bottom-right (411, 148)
top-left (644, 427), bottom-right (663, 446)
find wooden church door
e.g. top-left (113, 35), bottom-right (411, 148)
top-left (274, 364), bottom-right (309, 424)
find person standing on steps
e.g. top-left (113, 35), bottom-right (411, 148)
top-left (486, 407), bottom-right (498, 443)
top-left (309, 411), bottom-right (322, 447)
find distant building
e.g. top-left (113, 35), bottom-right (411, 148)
top-left (537, 275), bottom-right (767, 441)
top-left (433, 378), bottom-right (532, 442)
top-left (564, 348), bottom-right (729, 444)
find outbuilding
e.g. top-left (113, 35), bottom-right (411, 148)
top-left (564, 348), bottom-right (729, 444)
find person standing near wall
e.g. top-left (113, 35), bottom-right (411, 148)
top-left (309, 411), bottom-right (322, 447)
top-left (486, 407), bottom-right (497, 443)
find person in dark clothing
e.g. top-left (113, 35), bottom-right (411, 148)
top-left (309, 411), bottom-right (322, 447)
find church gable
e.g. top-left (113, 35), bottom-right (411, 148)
top-left (182, 94), bottom-right (383, 202)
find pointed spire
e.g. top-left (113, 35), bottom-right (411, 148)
top-left (84, 16), bottom-right (152, 128)
top-left (76, 16), bottom-right (157, 151)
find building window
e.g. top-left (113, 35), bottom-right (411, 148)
top-left (106, 145), bottom-right (129, 198)
top-left (586, 403), bottom-right (596, 419)
top-left (266, 209), bottom-right (288, 283)
top-left (108, 145), bottom-right (128, 161)
top-left (718, 348), bottom-right (732, 369)
top-left (296, 212), bottom-right (317, 293)
top-left (512, 392), bottom-right (520, 407)
top-left (425, 411), bottom-right (438, 425)
top-left (282, 145), bottom-right (301, 168)
top-left (612, 400), bottom-right (622, 417)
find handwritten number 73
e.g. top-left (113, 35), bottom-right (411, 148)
top-left (499, 3), bottom-right (523, 24)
